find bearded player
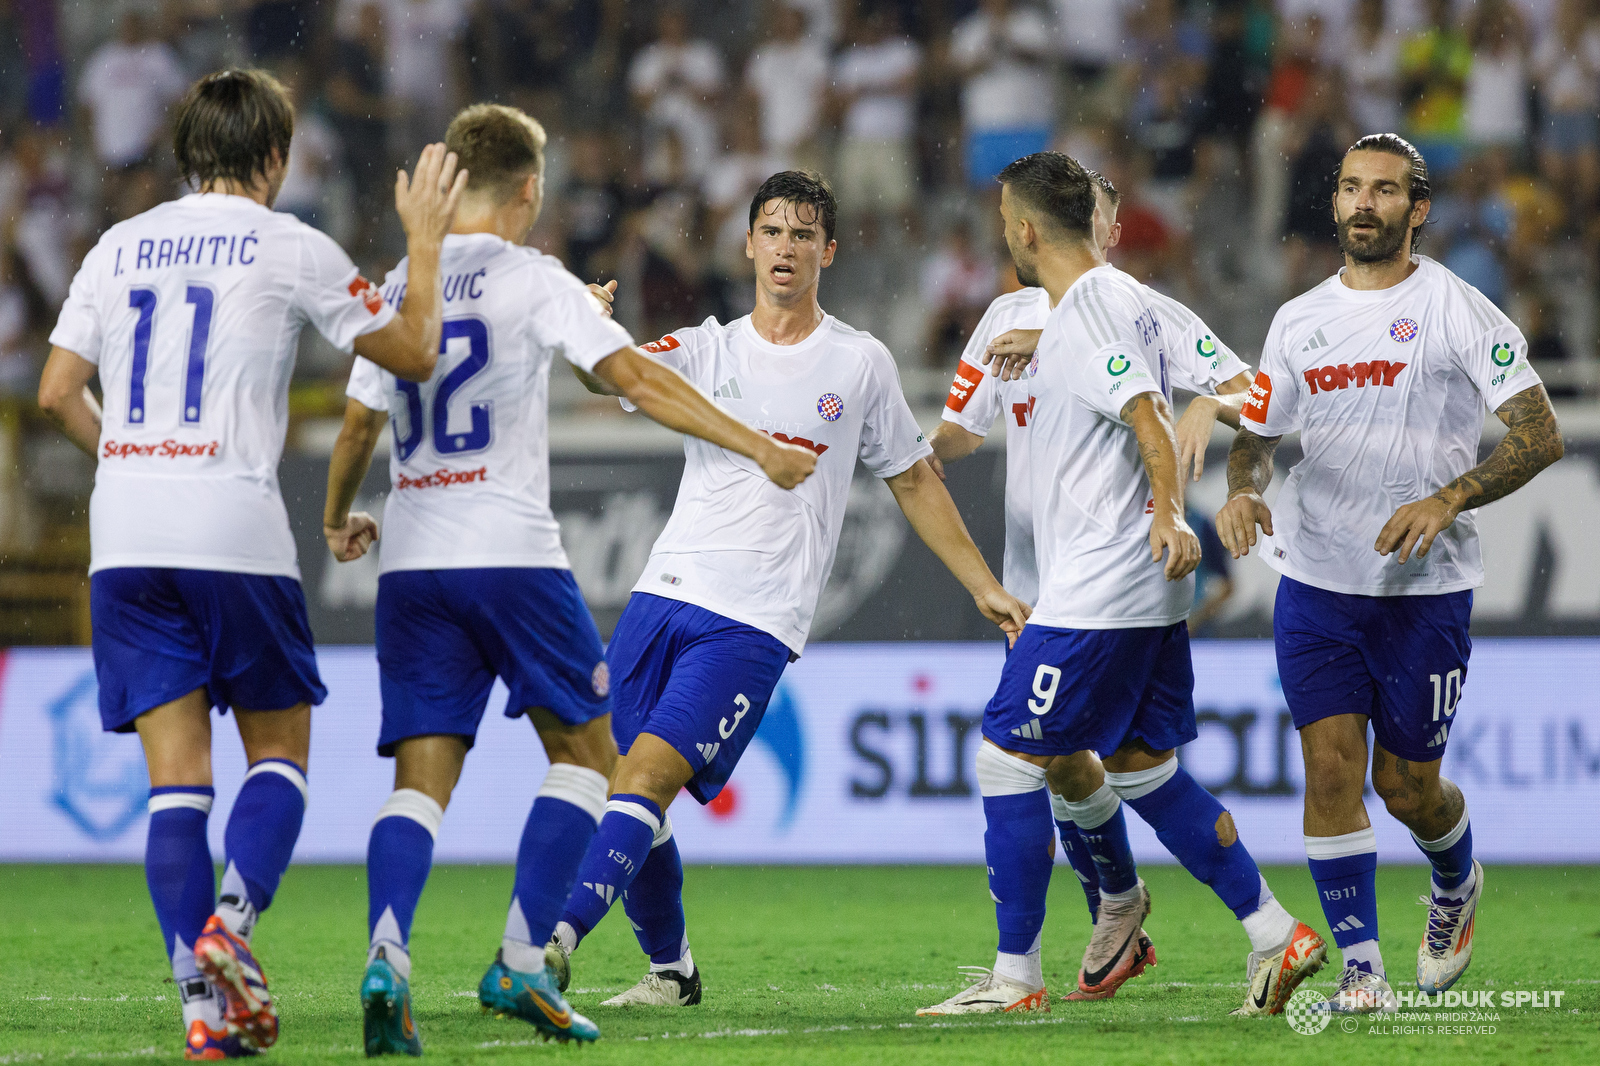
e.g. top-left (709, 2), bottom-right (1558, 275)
top-left (1216, 134), bottom-right (1563, 1013)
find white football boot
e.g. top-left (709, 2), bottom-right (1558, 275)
top-left (600, 967), bottom-right (702, 1007)
top-left (916, 967), bottom-right (1049, 1016)
top-left (1418, 860), bottom-right (1484, 994)
top-left (1319, 965), bottom-right (1397, 1014)
top-left (1230, 920), bottom-right (1327, 1017)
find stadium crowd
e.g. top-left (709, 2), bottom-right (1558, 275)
top-left (1, 0), bottom-right (1596, 394)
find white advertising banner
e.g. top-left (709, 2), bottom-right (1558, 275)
top-left (1, 642), bottom-right (1596, 864)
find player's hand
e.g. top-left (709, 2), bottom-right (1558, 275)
top-left (1175, 396), bottom-right (1222, 481)
top-left (1376, 493), bottom-right (1458, 564)
top-left (758, 438), bottom-right (817, 489)
top-left (587, 280), bottom-right (617, 316)
top-left (1215, 490), bottom-right (1274, 559)
top-left (928, 454), bottom-right (947, 481)
top-left (325, 512), bottom-right (379, 563)
top-left (982, 328), bottom-right (1043, 381)
top-left (395, 142), bottom-right (469, 248)
top-left (975, 585), bottom-right (1031, 647)
top-left (1150, 509), bottom-right (1201, 580)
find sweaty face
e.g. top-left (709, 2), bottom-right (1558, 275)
top-left (747, 198), bottom-right (835, 298)
top-left (1333, 150), bottom-right (1424, 264)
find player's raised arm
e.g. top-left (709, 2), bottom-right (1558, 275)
top-left (37, 346), bottom-right (102, 457)
top-left (1123, 392), bottom-right (1201, 580)
top-left (981, 327), bottom-right (1042, 381)
top-left (322, 395), bottom-right (388, 562)
top-left (351, 143), bottom-right (469, 381)
top-left (884, 457), bottom-right (1029, 641)
top-left (1376, 383), bottom-right (1563, 563)
top-left (590, 344), bottom-right (817, 489)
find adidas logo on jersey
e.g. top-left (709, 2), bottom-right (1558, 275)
top-left (1303, 360), bottom-right (1408, 395)
top-left (697, 742), bottom-right (721, 763)
top-left (1332, 914), bottom-right (1367, 933)
top-left (1301, 327), bottom-right (1331, 352)
top-left (716, 377), bottom-right (742, 400)
top-left (1426, 724), bottom-right (1450, 749)
top-left (582, 882), bottom-right (615, 905)
top-left (1010, 719), bottom-right (1043, 741)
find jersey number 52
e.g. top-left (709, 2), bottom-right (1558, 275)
top-left (392, 317), bottom-right (492, 461)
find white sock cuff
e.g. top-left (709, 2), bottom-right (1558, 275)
top-left (607, 797), bottom-right (662, 835)
top-left (149, 790), bottom-right (214, 815)
top-left (1104, 758), bottom-right (1179, 801)
top-left (652, 812), bottom-right (674, 849)
top-left (976, 743), bottom-right (1048, 797)
top-left (1305, 827), bottom-right (1378, 860)
top-left (375, 788), bottom-right (445, 839)
top-left (538, 764), bottom-right (609, 825)
top-left (1412, 806), bottom-right (1470, 852)
top-left (1048, 791), bottom-right (1072, 821)
top-left (244, 759), bottom-right (308, 803)
top-left (1061, 782), bottom-right (1121, 830)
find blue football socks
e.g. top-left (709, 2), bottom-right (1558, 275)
top-left (366, 788), bottom-right (444, 979)
top-left (620, 816), bottom-right (693, 974)
top-left (1413, 807), bottom-right (1475, 897)
top-left (1111, 761), bottom-right (1262, 917)
top-left (499, 765), bottom-right (608, 973)
top-left (1049, 792), bottom-right (1101, 922)
top-left (146, 786), bottom-right (218, 1026)
top-left (1063, 784), bottom-right (1140, 896)
top-left (555, 793), bottom-right (662, 954)
top-left (217, 759), bottom-right (307, 940)
top-left (1307, 827), bottom-right (1384, 976)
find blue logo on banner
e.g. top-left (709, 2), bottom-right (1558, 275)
top-left (49, 671), bottom-right (149, 840)
top-left (752, 683), bottom-right (805, 830)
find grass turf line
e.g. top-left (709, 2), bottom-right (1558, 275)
top-left (1, 864), bottom-right (1596, 1065)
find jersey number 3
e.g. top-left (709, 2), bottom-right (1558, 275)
top-left (393, 318), bottom-right (492, 462)
top-left (127, 285), bottom-right (214, 425)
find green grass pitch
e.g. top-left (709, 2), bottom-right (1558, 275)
top-left (2, 864), bottom-right (1596, 1065)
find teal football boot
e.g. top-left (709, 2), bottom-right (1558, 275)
top-left (361, 947), bottom-right (423, 1057)
top-left (478, 949), bottom-right (599, 1043)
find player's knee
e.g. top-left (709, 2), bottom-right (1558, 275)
top-left (534, 712), bottom-right (617, 776)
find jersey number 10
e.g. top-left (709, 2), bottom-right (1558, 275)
top-left (393, 317), bottom-right (491, 462)
top-left (126, 285), bottom-right (214, 425)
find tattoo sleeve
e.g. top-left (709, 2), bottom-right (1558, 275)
top-left (1122, 393), bottom-right (1183, 513)
top-left (1435, 384), bottom-right (1563, 512)
top-left (1225, 429), bottom-right (1282, 497)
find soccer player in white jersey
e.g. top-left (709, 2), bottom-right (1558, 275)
top-left (930, 175), bottom-right (1254, 988)
top-left (1216, 135), bottom-right (1564, 1013)
top-left (545, 170), bottom-right (1029, 1007)
top-left (35, 70), bottom-right (466, 1059)
top-left (919, 153), bottom-right (1325, 1019)
top-left (322, 106), bottom-right (816, 1052)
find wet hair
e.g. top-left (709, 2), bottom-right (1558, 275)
top-left (1341, 133), bottom-right (1432, 248)
top-left (748, 170), bottom-right (837, 243)
top-left (445, 103), bottom-right (547, 202)
top-left (1090, 168), bottom-right (1122, 208)
top-left (996, 152), bottom-right (1098, 238)
top-left (173, 69), bottom-right (294, 189)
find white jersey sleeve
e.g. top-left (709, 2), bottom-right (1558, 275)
top-left (619, 321), bottom-right (718, 411)
top-left (859, 343), bottom-right (932, 478)
top-left (1063, 340), bottom-right (1163, 424)
top-left (1240, 312), bottom-right (1301, 437)
top-left (293, 228), bottom-right (396, 351)
top-left (48, 240), bottom-right (108, 362)
top-left (940, 301), bottom-right (1007, 436)
top-left (345, 354), bottom-right (388, 411)
top-left (1448, 306), bottom-right (1537, 413)
top-left (527, 276), bottom-right (633, 374)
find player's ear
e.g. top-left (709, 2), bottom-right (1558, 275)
top-left (1409, 197), bottom-right (1431, 229)
top-left (820, 239), bottom-right (836, 268)
top-left (745, 229), bottom-right (755, 260)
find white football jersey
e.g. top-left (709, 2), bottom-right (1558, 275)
top-left (943, 275), bottom-right (1248, 607)
top-left (50, 193), bottom-right (396, 578)
top-left (1026, 265), bottom-right (1222, 629)
top-left (625, 314), bottom-right (933, 654)
top-left (1241, 255), bottom-right (1541, 596)
top-left (345, 233), bottom-right (633, 573)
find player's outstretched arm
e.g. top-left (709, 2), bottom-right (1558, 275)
top-left (592, 346), bottom-right (816, 489)
top-left (1123, 392), bottom-right (1202, 580)
top-left (1174, 369), bottom-right (1253, 481)
top-left (352, 143), bottom-right (469, 382)
top-left (885, 458), bottom-right (1030, 642)
top-left (1376, 382), bottom-right (1564, 563)
top-left (323, 398), bottom-right (388, 562)
top-left (1216, 428), bottom-right (1280, 559)
top-left (926, 421), bottom-right (984, 481)
top-left (38, 346), bottom-right (102, 457)
top-left (981, 327), bottom-right (1042, 381)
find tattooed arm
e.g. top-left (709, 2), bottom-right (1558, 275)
top-left (1376, 383), bottom-right (1564, 563)
top-left (1121, 392), bottom-right (1201, 580)
top-left (1214, 428), bottom-right (1282, 559)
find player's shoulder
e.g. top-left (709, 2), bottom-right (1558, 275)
top-left (1266, 272), bottom-right (1345, 340)
top-left (642, 314), bottom-right (726, 354)
top-left (1055, 266), bottom-right (1141, 336)
top-left (822, 315), bottom-right (898, 373)
top-left (1415, 255), bottom-right (1508, 335)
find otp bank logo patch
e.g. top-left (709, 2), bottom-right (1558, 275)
top-left (1388, 318), bottom-right (1419, 343)
top-left (1491, 342), bottom-right (1516, 367)
top-left (1106, 353), bottom-right (1132, 376)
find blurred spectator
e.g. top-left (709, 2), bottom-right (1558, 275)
top-left (1103, 153), bottom-right (1181, 289)
top-left (635, 130), bottom-right (706, 340)
top-left (744, 3), bottom-right (829, 170)
top-left (1525, 294), bottom-right (1572, 361)
top-left (1400, 0), bottom-right (1473, 172)
top-left (1, 127), bottom-right (76, 306)
top-left (77, 8), bottom-right (187, 221)
top-left (786, 0), bottom-right (840, 46)
top-left (245, 0), bottom-right (312, 60)
top-left (1343, 0), bottom-right (1404, 135)
top-left (275, 64), bottom-right (341, 230)
top-left (832, 6), bottom-right (921, 229)
top-left (1463, 0), bottom-right (1530, 151)
top-left (1129, 68), bottom-right (1198, 229)
top-left (921, 219), bottom-right (999, 366)
top-left (327, 1), bottom-right (391, 256)
top-left (483, 0), bottom-right (596, 120)
top-left (629, 3), bottom-right (725, 183)
top-left (952, 0), bottom-right (1058, 188)
top-left (1193, 0), bottom-right (1266, 190)
top-left (703, 106), bottom-right (783, 320)
top-left (1054, 0), bottom-right (1129, 117)
top-left (1533, 0), bottom-right (1600, 228)
top-left (0, 1), bottom-right (26, 130)
top-left (163, 0), bottom-right (241, 77)
top-left (1433, 161), bottom-right (1514, 304)
top-left (1253, 17), bottom-right (1325, 275)
top-left (1283, 83), bottom-right (1351, 296)
top-left (380, 0), bottom-right (469, 160)
top-left (0, 245), bottom-right (30, 396)
top-left (562, 132), bottom-right (624, 285)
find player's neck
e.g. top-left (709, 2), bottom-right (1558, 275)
top-left (1340, 249), bottom-right (1420, 291)
top-left (750, 289), bottom-right (825, 346)
top-left (451, 197), bottom-right (533, 243)
top-left (196, 177), bottom-right (272, 207)
top-left (1033, 243), bottom-right (1107, 308)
